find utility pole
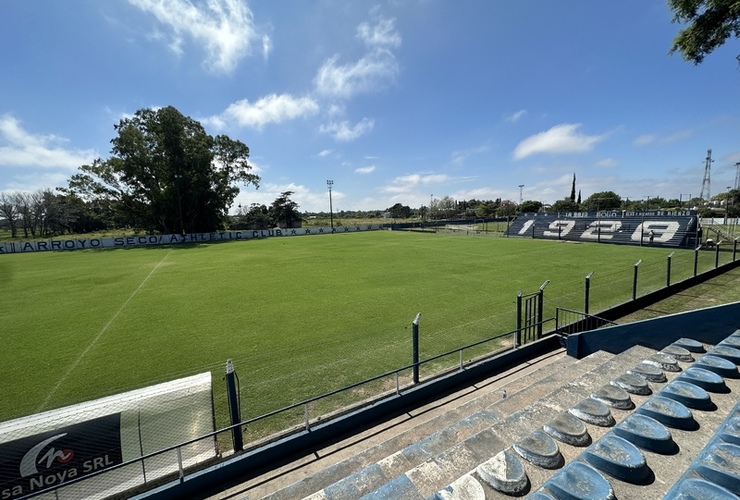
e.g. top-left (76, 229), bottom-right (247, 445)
top-left (700, 149), bottom-right (713, 201)
top-left (518, 184), bottom-right (524, 204)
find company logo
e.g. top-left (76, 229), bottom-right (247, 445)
top-left (19, 434), bottom-right (73, 477)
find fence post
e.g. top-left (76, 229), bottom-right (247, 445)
top-left (632, 260), bottom-right (642, 301)
top-left (515, 292), bottom-right (522, 347)
top-left (694, 246), bottom-right (700, 277)
top-left (584, 272), bottom-right (593, 315)
top-left (734, 238), bottom-right (738, 262)
top-left (666, 252), bottom-right (674, 287)
top-left (412, 313), bottom-right (421, 384)
top-left (715, 242), bottom-right (721, 268)
top-left (225, 359), bottom-right (243, 452)
top-left (537, 280), bottom-right (549, 338)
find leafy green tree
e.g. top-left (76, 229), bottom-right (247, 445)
top-left (497, 200), bottom-right (518, 217)
top-left (570, 173), bottom-right (577, 203)
top-left (66, 106), bottom-right (259, 234)
top-left (475, 200), bottom-right (499, 218)
top-left (232, 203), bottom-right (271, 230)
top-left (269, 191), bottom-right (303, 228)
top-left (518, 200), bottom-right (543, 213)
top-left (728, 189), bottom-right (740, 217)
top-left (550, 198), bottom-right (580, 213)
top-left (668, 0), bottom-right (740, 64)
top-left (583, 191), bottom-right (622, 211)
top-left (387, 202), bottom-right (413, 218)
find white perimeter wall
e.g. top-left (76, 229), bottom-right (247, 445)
top-left (0, 225), bottom-right (384, 255)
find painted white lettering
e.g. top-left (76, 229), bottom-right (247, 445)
top-left (631, 221), bottom-right (680, 242)
top-left (582, 221), bottom-right (622, 240)
top-left (543, 220), bottom-right (575, 238)
top-left (518, 220), bottom-right (535, 235)
top-left (2, 485), bottom-right (24, 499)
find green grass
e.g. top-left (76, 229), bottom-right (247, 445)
top-left (0, 232), bottom-right (730, 437)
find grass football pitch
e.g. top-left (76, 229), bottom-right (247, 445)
top-left (0, 231), bottom-right (730, 434)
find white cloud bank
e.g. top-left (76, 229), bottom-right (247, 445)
top-left (314, 15), bottom-right (401, 100)
top-left (205, 93), bottom-right (319, 129)
top-left (320, 118), bottom-right (375, 142)
top-left (128, 0), bottom-right (266, 73)
top-left (0, 115), bottom-right (96, 169)
top-left (513, 123), bottom-right (605, 160)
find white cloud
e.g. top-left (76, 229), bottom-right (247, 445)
top-left (633, 134), bottom-right (656, 146)
top-left (506, 110), bottom-right (527, 123)
top-left (320, 118), bottom-right (374, 142)
top-left (355, 165), bottom-right (376, 174)
top-left (450, 143), bottom-right (490, 166)
top-left (232, 181), bottom-right (340, 213)
top-left (357, 17), bottom-right (401, 48)
top-left (207, 93), bottom-right (319, 129)
top-left (633, 129), bottom-right (693, 146)
top-left (262, 34), bottom-right (272, 60)
top-left (314, 49), bottom-right (399, 99)
top-left (0, 115), bottom-right (96, 169)
top-left (513, 123), bottom-right (605, 160)
top-left (381, 173), bottom-right (451, 194)
top-left (128, 0), bottom-right (266, 73)
top-left (318, 149), bottom-right (333, 157)
top-left (595, 158), bottom-right (618, 168)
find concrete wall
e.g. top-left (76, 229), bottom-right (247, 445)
top-left (566, 301), bottom-right (740, 359)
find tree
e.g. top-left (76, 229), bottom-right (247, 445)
top-left (66, 106), bottom-right (259, 234)
top-left (518, 200), bottom-right (543, 213)
top-left (583, 191), bottom-right (622, 211)
top-left (497, 200), bottom-right (518, 217)
top-left (387, 203), bottom-right (412, 219)
top-left (241, 203), bottom-right (271, 230)
top-left (475, 199), bottom-right (500, 218)
top-left (550, 198), bottom-right (579, 213)
top-left (269, 191), bottom-right (303, 228)
top-left (668, 0), bottom-right (740, 64)
top-left (0, 192), bottom-right (19, 237)
top-left (570, 173), bottom-right (576, 203)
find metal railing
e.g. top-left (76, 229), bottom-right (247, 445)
top-left (27, 322), bottom-right (548, 499)
top-left (555, 307), bottom-right (618, 337)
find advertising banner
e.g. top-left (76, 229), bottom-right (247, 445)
top-left (0, 414), bottom-right (122, 499)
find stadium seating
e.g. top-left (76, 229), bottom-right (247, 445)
top-left (217, 329), bottom-right (740, 499)
top-left (506, 212), bottom-right (698, 248)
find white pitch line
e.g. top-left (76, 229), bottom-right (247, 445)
top-left (37, 251), bottom-right (172, 412)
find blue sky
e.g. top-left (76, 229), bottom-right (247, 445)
top-left (1, 1), bottom-right (739, 213)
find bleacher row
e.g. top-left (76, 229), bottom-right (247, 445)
top-left (270, 330), bottom-right (740, 500)
top-left (506, 213), bottom-right (698, 248)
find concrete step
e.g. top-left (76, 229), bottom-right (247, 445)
top-left (353, 345), bottom-right (665, 500)
top-left (285, 349), bottom-right (632, 500)
top-left (209, 348), bottom-right (569, 500)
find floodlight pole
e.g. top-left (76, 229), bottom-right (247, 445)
top-left (327, 180), bottom-right (334, 230)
